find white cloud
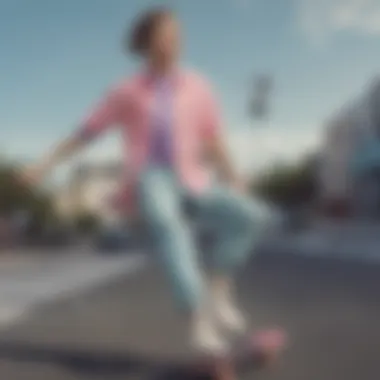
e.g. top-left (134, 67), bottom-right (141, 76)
top-left (296, 0), bottom-right (380, 43)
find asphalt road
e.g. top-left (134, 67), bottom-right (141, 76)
top-left (0, 250), bottom-right (379, 380)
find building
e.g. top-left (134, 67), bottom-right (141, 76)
top-left (319, 77), bottom-right (380, 218)
top-left (55, 161), bottom-right (125, 224)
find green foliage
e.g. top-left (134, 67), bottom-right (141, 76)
top-left (253, 156), bottom-right (317, 208)
top-left (72, 212), bottom-right (101, 236)
top-left (0, 161), bottom-right (57, 234)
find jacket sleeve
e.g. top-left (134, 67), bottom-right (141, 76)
top-left (199, 78), bottom-right (223, 140)
top-left (75, 85), bottom-right (126, 142)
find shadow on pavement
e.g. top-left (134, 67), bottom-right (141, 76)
top-left (0, 342), bottom-right (148, 374)
top-left (1, 251), bottom-right (380, 380)
top-left (0, 341), bottom-right (235, 380)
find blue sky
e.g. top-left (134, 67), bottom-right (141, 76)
top-left (1, 0), bottom-right (380, 174)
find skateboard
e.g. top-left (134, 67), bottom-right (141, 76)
top-left (204, 328), bottom-right (287, 380)
top-left (158, 328), bottom-right (288, 380)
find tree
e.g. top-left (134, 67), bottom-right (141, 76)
top-left (72, 212), bottom-right (101, 236)
top-left (0, 161), bottom-right (57, 235)
top-left (253, 155), bottom-right (318, 209)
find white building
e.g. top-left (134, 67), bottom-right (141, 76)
top-left (55, 161), bottom-right (125, 224)
top-left (319, 77), bottom-right (380, 217)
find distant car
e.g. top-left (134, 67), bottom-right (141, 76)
top-left (22, 229), bottom-right (73, 249)
top-left (279, 206), bottom-right (313, 232)
top-left (95, 227), bottom-right (136, 254)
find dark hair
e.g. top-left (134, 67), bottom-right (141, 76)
top-left (127, 7), bottom-right (173, 56)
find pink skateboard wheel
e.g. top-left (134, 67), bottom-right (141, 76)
top-left (250, 328), bottom-right (288, 354)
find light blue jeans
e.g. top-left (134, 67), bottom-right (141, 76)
top-left (138, 166), bottom-right (272, 312)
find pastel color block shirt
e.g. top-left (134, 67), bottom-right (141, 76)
top-left (149, 76), bottom-right (174, 166)
top-left (77, 68), bottom-right (221, 210)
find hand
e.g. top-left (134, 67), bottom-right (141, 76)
top-left (231, 178), bottom-right (248, 194)
top-left (20, 163), bottom-right (47, 187)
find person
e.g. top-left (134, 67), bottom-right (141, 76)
top-left (24, 7), bottom-right (272, 355)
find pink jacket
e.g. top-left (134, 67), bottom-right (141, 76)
top-left (79, 68), bottom-right (222, 212)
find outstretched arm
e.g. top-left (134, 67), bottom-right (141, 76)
top-left (207, 134), bottom-right (240, 185)
top-left (25, 87), bottom-right (123, 183)
top-left (201, 81), bottom-right (241, 187)
top-left (29, 135), bottom-right (85, 181)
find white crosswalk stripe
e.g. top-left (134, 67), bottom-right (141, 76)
top-left (0, 252), bottom-right (146, 329)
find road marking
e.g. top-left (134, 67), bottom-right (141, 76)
top-left (0, 306), bottom-right (27, 326)
top-left (0, 253), bottom-right (146, 329)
